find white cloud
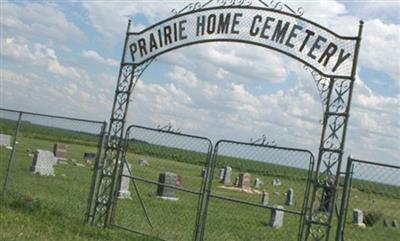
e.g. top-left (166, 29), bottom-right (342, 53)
top-left (82, 50), bottom-right (119, 66)
top-left (1, 2), bottom-right (85, 42)
top-left (1, 37), bottom-right (82, 80)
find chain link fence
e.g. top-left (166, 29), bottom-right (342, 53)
top-left (202, 140), bottom-right (315, 241)
top-left (338, 157), bottom-right (400, 241)
top-left (0, 108), bottom-right (107, 238)
top-left (111, 124), bottom-right (213, 241)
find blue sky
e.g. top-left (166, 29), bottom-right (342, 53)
top-left (1, 0), bottom-right (399, 165)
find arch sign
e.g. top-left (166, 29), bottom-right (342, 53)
top-left (89, 2), bottom-right (363, 241)
top-left (126, 7), bottom-right (357, 78)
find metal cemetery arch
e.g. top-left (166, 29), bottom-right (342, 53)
top-left (89, 2), bottom-right (363, 241)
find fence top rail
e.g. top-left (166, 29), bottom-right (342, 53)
top-left (216, 139), bottom-right (315, 158)
top-left (126, 124), bottom-right (213, 146)
top-left (350, 157), bottom-right (400, 170)
top-left (0, 107), bottom-right (106, 125)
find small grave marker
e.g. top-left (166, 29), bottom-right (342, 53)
top-left (286, 188), bottom-right (294, 206)
top-left (139, 159), bottom-right (149, 166)
top-left (272, 178), bottom-right (281, 186)
top-left (352, 209), bottom-right (365, 228)
top-left (222, 166), bottom-right (232, 185)
top-left (53, 143), bottom-right (67, 160)
top-left (261, 191), bottom-right (269, 206)
top-left (238, 172), bottom-right (251, 189)
top-left (254, 178), bottom-right (263, 189)
top-left (157, 172), bottom-right (178, 200)
top-left (31, 149), bottom-right (56, 176)
top-left (118, 162), bottom-right (132, 199)
top-left (269, 205), bottom-right (284, 229)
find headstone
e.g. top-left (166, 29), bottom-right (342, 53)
top-left (118, 162), bottom-right (132, 199)
top-left (157, 172), bottom-right (178, 200)
top-left (222, 166), bottom-right (232, 185)
top-left (269, 205), bottom-right (284, 229)
top-left (319, 186), bottom-right (335, 212)
top-left (393, 219), bottom-right (399, 228)
top-left (219, 168), bottom-right (225, 181)
top-left (238, 172), bottom-right (251, 189)
top-left (352, 209), bottom-right (365, 228)
top-left (254, 178), bottom-right (264, 189)
top-left (0, 134), bottom-right (11, 146)
top-left (53, 143), bottom-right (67, 160)
top-left (261, 191), bottom-right (269, 206)
top-left (31, 149), bottom-right (56, 176)
top-left (139, 159), bottom-right (150, 166)
top-left (83, 152), bottom-right (96, 161)
top-left (285, 188), bottom-right (294, 206)
top-left (272, 178), bottom-right (282, 186)
top-left (234, 176), bottom-right (239, 186)
top-left (384, 219), bottom-right (390, 227)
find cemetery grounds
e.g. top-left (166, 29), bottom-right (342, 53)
top-left (0, 118), bottom-right (399, 241)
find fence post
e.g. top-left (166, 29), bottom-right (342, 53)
top-left (1, 112), bottom-right (22, 198)
top-left (85, 122), bottom-right (108, 224)
top-left (335, 156), bottom-right (354, 241)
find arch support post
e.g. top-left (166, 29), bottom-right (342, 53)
top-left (303, 21), bottom-right (363, 241)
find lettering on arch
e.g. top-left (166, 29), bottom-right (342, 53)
top-left (126, 6), bottom-right (358, 78)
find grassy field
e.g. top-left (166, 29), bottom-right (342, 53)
top-left (0, 122), bottom-right (399, 241)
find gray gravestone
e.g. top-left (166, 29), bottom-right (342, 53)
top-left (234, 176), bottom-right (239, 186)
top-left (219, 168), bottom-right (225, 181)
top-left (157, 172), bottom-right (178, 200)
top-left (393, 220), bottom-right (399, 228)
top-left (272, 178), bottom-right (282, 186)
top-left (352, 209), bottom-right (365, 227)
top-left (83, 152), bottom-right (96, 161)
top-left (286, 188), bottom-right (294, 206)
top-left (254, 178), bottom-right (263, 189)
top-left (139, 159), bottom-right (149, 166)
top-left (0, 134), bottom-right (11, 146)
top-left (261, 191), bottom-right (269, 206)
top-left (384, 219), bottom-right (390, 227)
top-left (222, 166), bottom-right (232, 185)
top-left (53, 143), bottom-right (67, 160)
top-left (31, 149), bottom-right (56, 176)
top-left (118, 162), bottom-right (132, 199)
top-left (239, 172), bottom-right (251, 189)
top-left (269, 205), bottom-right (284, 229)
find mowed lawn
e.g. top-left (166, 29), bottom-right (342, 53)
top-left (1, 134), bottom-right (399, 241)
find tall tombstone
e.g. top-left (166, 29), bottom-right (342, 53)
top-left (269, 205), bottom-right (284, 229)
top-left (254, 178), bottom-right (263, 189)
top-left (219, 168), bottom-right (225, 181)
top-left (31, 149), bottom-right (56, 176)
top-left (117, 162), bottom-right (132, 199)
top-left (0, 134), bottom-right (11, 146)
top-left (285, 188), bottom-right (294, 206)
top-left (156, 172), bottom-right (178, 200)
top-left (53, 143), bottom-right (67, 160)
top-left (238, 172), bottom-right (251, 190)
top-left (352, 209), bottom-right (365, 228)
top-left (222, 166), bottom-right (232, 185)
top-left (234, 176), bottom-right (239, 186)
top-left (261, 191), bottom-right (269, 206)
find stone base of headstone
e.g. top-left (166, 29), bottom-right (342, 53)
top-left (31, 150), bottom-right (56, 176)
top-left (269, 205), bottom-right (284, 229)
top-left (118, 162), bottom-right (132, 199)
top-left (156, 172), bottom-right (178, 201)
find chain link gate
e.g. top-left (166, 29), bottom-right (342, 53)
top-left (109, 125), bottom-right (213, 241)
top-left (201, 140), bottom-right (315, 241)
top-left (336, 157), bottom-right (400, 241)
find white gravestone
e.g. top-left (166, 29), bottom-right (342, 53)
top-left (222, 166), bottom-right (232, 185)
top-left (0, 134), bottom-right (11, 146)
top-left (286, 188), bottom-right (294, 206)
top-left (269, 205), bottom-right (284, 229)
top-left (118, 162), bottom-right (132, 199)
top-left (261, 191), bottom-right (269, 206)
top-left (352, 209), bottom-right (365, 228)
top-left (219, 168), bottom-right (225, 181)
top-left (272, 178), bottom-right (282, 186)
top-left (31, 150), bottom-right (56, 176)
top-left (254, 178), bottom-right (264, 189)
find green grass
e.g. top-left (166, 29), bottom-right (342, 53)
top-left (0, 123), bottom-right (399, 241)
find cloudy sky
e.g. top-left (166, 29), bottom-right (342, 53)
top-left (1, 0), bottom-right (399, 165)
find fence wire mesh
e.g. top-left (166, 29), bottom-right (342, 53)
top-left (203, 140), bottom-right (315, 241)
top-left (113, 124), bottom-right (212, 241)
top-left (0, 108), bottom-right (106, 240)
top-left (340, 158), bottom-right (400, 241)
